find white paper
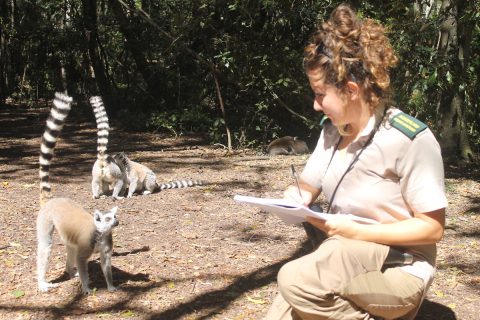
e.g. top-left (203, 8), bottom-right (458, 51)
top-left (234, 194), bottom-right (379, 225)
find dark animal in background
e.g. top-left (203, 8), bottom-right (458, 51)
top-left (267, 136), bottom-right (310, 156)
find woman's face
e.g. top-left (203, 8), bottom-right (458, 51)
top-left (307, 71), bottom-right (350, 127)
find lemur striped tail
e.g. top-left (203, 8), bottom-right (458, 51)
top-left (39, 92), bottom-right (73, 205)
top-left (89, 96), bottom-right (109, 167)
top-left (158, 180), bottom-right (203, 190)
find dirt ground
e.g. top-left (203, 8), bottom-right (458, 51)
top-left (0, 102), bottom-right (479, 320)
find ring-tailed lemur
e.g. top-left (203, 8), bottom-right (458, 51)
top-left (37, 92), bottom-right (119, 294)
top-left (90, 96), bottom-right (127, 199)
top-left (113, 152), bottom-right (203, 198)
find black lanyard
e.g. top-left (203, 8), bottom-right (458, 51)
top-left (324, 118), bottom-right (383, 213)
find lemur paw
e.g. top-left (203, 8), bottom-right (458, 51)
top-left (38, 281), bottom-right (59, 292)
top-left (142, 191), bottom-right (152, 195)
top-left (107, 285), bottom-right (118, 292)
top-left (65, 269), bottom-right (78, 278)
top-left (81, 287), bottom-right (94, 295)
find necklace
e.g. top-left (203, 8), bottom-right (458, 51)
top-left (324, 115), bottom-right (385, 213)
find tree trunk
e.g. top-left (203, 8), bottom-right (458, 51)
top-left (213, 72), bottom-right (232, 152)
top-left (118, 1), bottom-right (246, 93)
top-left (0, 25), bottom-right (7, 105)
top-left (0, 0), bottom-right (10, 104)
top-left (82, 0), bottom-right (113, 106)
top-left (436, 0), bottom-right (473, 161)
top-left (107, 0), bottom-right (159, 101)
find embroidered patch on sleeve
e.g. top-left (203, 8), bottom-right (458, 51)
top-left (390, 112), bottom-right (428, 139)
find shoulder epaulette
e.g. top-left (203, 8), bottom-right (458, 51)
top-left (390, 112), bottom-right (427, 140)
top-left (320, 115), bottom-right (330, 126)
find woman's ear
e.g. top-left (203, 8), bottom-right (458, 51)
top-left (346, 81), bottom-right (360, 100)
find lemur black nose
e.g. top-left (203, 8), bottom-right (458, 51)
top-left (113, 220), bottom-right (119, 227)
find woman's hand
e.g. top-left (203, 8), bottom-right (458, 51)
top-left (283, 180), bottom-right (320, 206)
top-left (306, 215), bottom-right (360, 238)
top-left (284, 185), bottom-right (312, 206)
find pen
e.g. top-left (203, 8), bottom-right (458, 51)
top-left (290, 164), bottom-right (303, 200)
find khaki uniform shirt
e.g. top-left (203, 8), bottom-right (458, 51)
top-left (301, 108), bottom-right (448, 284)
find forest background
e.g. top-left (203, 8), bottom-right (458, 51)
top-left (1, 1), bottom-right (480, 319)
top-left (0, 0), bottom-right (479, 159)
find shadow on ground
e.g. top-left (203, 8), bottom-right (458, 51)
top-left (417, 300), bottom-right (457, 319)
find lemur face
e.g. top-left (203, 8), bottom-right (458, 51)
top-left (93, 206), bottom-right (119, 232)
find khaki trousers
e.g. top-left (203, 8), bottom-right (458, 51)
top-left (265, 236), bottom-right (424, 320)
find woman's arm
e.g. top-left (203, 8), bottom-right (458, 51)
top-left (306, 208), bottom-right (445, 246)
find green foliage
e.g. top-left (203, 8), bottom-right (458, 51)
top-left (1, 0), bottom-right (479, 153)
top-left (146, 106), bottom-right (214, 136)
top-left (11, 289), bottom-right (25, 298)
top-left (369, 2), bottom-right (480, 152)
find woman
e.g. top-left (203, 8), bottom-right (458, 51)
top-left (265, 4), bottom-right (447, 320)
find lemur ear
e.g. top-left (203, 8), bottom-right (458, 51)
top-left (110, 206), bottom-right (118, 214)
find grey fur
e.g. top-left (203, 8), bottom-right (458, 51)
top-left (90, 96), bottom-right (127, 199)
top-left (37, 201), bottom-right (119, 294)
top-left (37, 93), bottom-right (119, 294)
top-left (113, 152), bottom-right (203, 197)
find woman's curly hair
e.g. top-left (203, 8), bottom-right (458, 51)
top-left (304, 4), bottom-right (398, 108)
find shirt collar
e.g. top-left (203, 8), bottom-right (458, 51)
top-left (354, 114), bottom-right (377, 143)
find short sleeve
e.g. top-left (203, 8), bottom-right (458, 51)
top-left (398, 130), bottom-right (448, 213)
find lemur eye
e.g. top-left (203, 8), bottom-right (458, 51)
top-left (96, 216), bottom-right (101, 222)
top-left (106, 217), bottom-right (111, 222)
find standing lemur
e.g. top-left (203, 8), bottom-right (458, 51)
top-left (113, 152), bottom-right (203, 198)
top-left (90, 96), bottom-right (127, 199)
top-left (37, 93), bottom-right (119, 294)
